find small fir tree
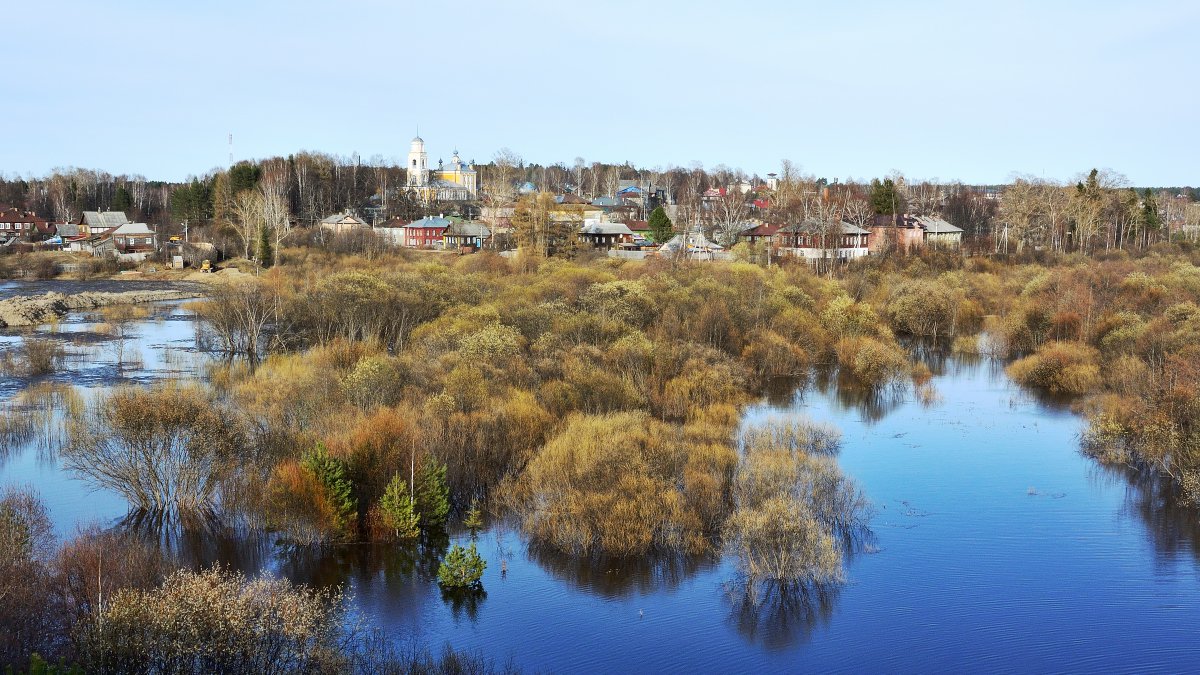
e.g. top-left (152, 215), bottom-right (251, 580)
top-left (437, 542), bottom-right (486, 589)
top-left (257, 225), bottom-right (273, 267)
top-left (378, 472), bottom-right (420, 539)
top-left (463, 498), bottom-right (484, 535)
top-left (301, 443), bottom-right (357, 537)
top-left (648, 206), bottom-right (674, 244)
top-left (415, 456), bottom-right (450, 531)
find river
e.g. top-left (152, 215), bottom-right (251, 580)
top-left (2, 293), bottom-right (1199, 672)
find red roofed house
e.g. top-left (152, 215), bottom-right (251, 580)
top-left (0, 206), bottom-right (50, 240)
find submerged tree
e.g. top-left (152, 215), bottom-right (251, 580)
top-left (301, 444), bottom-right (358, 538)
top-left (437, 543), bottom-right (486, 589)
top-left (377, 472), bottom-right (420, 539)
top-left (724, 418), bottom-right (871, 603)
top-left (63, 384), bottom-right (243, 513)
top-left (415, 456), bottom-right (450, 532)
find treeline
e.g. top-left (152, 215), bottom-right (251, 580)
top-left (4, 153), bottom-right (1197, 264)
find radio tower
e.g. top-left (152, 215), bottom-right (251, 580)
top-left (228, 133), bottom-right (234, 167)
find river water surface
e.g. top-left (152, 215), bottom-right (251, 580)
top-left (2, 291), bottom-right (1199, 673)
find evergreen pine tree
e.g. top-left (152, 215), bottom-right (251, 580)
top-left (648, 206), bottom-right (674, 244)
top-left (112, 186), bottom-right (133, 212)
top-left (378, 472), bottom-right (420, 539)
top-left (437, 542), bottom-right (486, 589)
top-left (415, 456), bottom-right (450, 531)
top-left (301, 443), bottom-right (357, 537)
top-left (463, 497), bottom-right (484, 535)
top-left (257, 225), bottom-right (273, 267)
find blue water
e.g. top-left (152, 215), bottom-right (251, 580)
top-left (3, 300), bottom-right (1200, 672)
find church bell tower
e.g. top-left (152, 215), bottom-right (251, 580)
top-left (407, 135), bottom-right (429, 187)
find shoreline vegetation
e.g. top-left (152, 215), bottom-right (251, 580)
top-left (1, 241), bottom-right (1199, 671)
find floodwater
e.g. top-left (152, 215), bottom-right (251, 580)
top-left (3, 289), bottom-right (1200, 672)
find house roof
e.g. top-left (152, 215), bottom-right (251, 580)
top-left (0, 208), bottom-right (48, 227)
top-left (56, 222), bottom-right (80, 237)
top-left (779, 220), bottom-right (870, 235)
top-left (743, 222), bottom-right (782, 236)
top-left (659, 230), bottom-right (723, 253)
top-left (445, 222), bottom-right (491, 237)
top-left (555, 193), bottom-right (589, 205)
top-left (627, 220), bottom-right (650, 232)
top-left (406, 216), bottom-right (452, 229)
top-left (320, 212), bottom-right (369, 226)
top-left (581, 222), bottom-right (633, 236)
top-left (81, 211), bottom-right (130, 229)
top-left (111, 222), bottom-right (155, 236)
top-left (911, 215), bottom-right (963, 233)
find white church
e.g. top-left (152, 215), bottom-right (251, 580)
top-left (406, 136), bottom-right (478, 202)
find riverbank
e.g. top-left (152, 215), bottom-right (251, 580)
top-left (0, 287), bottom-right (203, 327)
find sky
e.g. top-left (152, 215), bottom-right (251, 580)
top-left (2, 0), bottom-right (1197, 186)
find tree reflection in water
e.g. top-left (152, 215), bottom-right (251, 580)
top-left (115, 508), bottom-right (273, 575)
top-left (1097, 462), bottom-right (1200, 561)
top-left (440, 586), bottom-right (487, 623)
top-left (725, 580), bottom-right (840, 651)
top-left (526, 540), bottom-right (717, 599)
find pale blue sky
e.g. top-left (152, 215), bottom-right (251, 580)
top-left (3, 0), bottom-right (1196, 185)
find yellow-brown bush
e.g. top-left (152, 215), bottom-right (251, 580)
top-left (1007, 341), bottom-right (1101, 395)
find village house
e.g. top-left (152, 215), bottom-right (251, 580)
top-left (868, 214), bottom-right (963, 252)
top-left (740, 222), bottom-right (781, 247)
top-left (399, 215), bottom-right (451, 248)
top-left (579, 221), bottom-right (634, 248)
top-left (111, 222), bottom-right (158, 254)
top-left (443, 221), bottom-right (491, 250)
top-left (319, 211), bottom-right (370, 233)
top-left (778, 220), bottom-right (871, 260)
top-left (77, 211), bottom-right (131, 236)
top-left (0, 206), bottom-right (49, 240)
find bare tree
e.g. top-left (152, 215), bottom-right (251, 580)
top-left (230, 190), bottom-right (263, 259)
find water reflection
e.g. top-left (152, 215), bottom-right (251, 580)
top-left (115, 509), bottom-right (275, 574)
top-left (725, 581), bottom-right (840, 651)
top-left (526, 542), bottom-right (717, 599)
top-left (1096, 462), bottom-right (1200, 561)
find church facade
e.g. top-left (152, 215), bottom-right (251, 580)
top-left (407, 136), bottom-right (478, 201)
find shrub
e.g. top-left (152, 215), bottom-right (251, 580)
top-left (1007, 341), bottom-right (1101, 395)
top-left (0, 486), bottom-right (54, 666)
top-left (79, 568), bottom-right (350, 674)
top-left (17, 338), bottom-right (65, 376)
top-left (62, 384), bottom-right (244, 513)
top-left (833, 336), bottom-right (907, 388)
top-left (502, 411), bottom-right (735, 556)
top-left (724, 419), bottom-right (870, 594)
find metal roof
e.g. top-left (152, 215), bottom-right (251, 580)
top-left (913, 216), bottom-right (963, 233)
top-left (445, 222), bottom-right (491, 237)
top-left (581, 222), bottom-right (634, 236)
top-left (82, 211), bottom-right (130, 229)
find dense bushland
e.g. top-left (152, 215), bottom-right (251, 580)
top-left (185, 252), bottom-right (915, 560)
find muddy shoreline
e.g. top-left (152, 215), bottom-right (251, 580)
top-left (0, 282), bottom-right (204, 328)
